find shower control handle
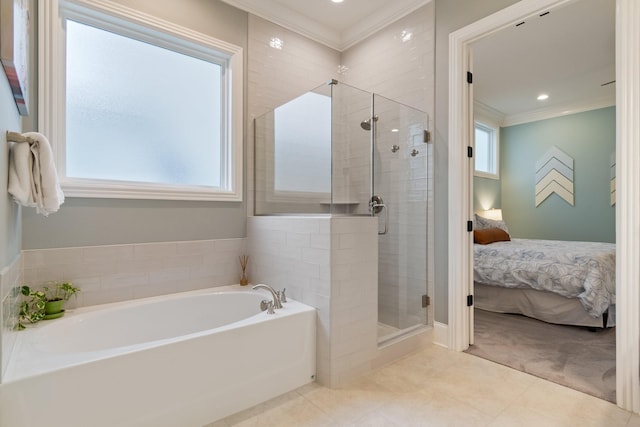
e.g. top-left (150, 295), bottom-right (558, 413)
top-left (369, 196), bottom-right (389, 235)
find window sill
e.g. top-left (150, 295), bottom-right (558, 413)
top-left (61, 178), bottom-right (242, 202)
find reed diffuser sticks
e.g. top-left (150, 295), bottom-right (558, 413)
top-left (239, 255), bottom-right (249, 286)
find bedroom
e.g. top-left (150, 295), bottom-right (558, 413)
top-left (468, 0), bottom-right (616, 402)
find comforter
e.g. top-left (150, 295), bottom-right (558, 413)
top-left (474, 238), bottom-right (616, 318)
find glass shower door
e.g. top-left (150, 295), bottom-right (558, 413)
top-left (372, 94), bottom-right (428, 342)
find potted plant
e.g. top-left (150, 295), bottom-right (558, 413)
top-left (17, 282), bottom-right (80, 329)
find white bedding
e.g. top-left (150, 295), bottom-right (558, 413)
top-left (473, 238), bottom-right (616, 318)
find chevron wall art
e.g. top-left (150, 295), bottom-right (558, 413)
top-left (535, 146), bottom-right (574, 207)
top-left (610, 151), bottom-right (616, 206)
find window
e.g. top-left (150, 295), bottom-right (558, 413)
top-left (41, 0), bottom-right (243, 201)
top-left (474, 121), bottom-right (499, 179)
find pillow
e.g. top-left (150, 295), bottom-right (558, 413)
top-left (474, 213), bottom-right (510, 234)
top-left (474, 227), bottom-right (511, 245)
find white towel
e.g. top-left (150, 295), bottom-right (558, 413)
top-left (8, 132), bottom-right (64, 216)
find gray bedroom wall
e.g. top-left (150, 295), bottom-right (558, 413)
top-left (501, 107), bottom-right (615, 243)
top-left (474, 176), bottom-right (502, 213)
top-left (22, 0), bottom-right (249, 250)
top-left (0, 60), bottom-right (22, 267)
top-left (434, 0), bottom-right (520, 324)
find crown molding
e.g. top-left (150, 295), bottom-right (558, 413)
top-left (221, 0), bottom-right (431, 51)
top-left (473, 100), bottom-right (506, 127)
top-left (501, 94), bottom-right (616, 127)
top-left (221, 0), bottom-right (341, 49)
top-left (340, 0), bottom-right (431, 51)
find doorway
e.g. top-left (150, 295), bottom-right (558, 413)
top-left (447, 0), bottom-right (640, 413)
top-left (467, 0), bottom-right (616, 402)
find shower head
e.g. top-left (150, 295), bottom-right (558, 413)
top-left (360, 115), bottom-right (378, 131)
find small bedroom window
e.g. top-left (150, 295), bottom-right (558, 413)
top-left (474, 121), bottom-right (499, 179)
top-left (40, 0), bottom-right (243, 201)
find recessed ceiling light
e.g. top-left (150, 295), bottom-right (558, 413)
top-left (331, 0), bottom-right (344, 3)
top-left (537, 94), bottom-right (549, 101)
top-left (391, 128), bottom-right (399, 133)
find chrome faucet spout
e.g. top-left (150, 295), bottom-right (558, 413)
top-left (252, 284), bottom-right (283, 309)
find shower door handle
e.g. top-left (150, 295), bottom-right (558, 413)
top-left (370, 202), bottom-right (388, 235)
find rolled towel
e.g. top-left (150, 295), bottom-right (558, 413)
top-left (8, 132), bottom-right (64, 216)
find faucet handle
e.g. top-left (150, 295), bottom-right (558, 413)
top-left (260, 299), bottom-right (275, 314)
top-left (278, 288), bottom-right (287, 303)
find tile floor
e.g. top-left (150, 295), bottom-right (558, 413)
top-left (205, 343), bottom-right (639, 427)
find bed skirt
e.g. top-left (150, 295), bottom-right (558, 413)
top-left (474, 282), bottom-right (615, 328)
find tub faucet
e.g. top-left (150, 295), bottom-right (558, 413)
top-left (252, 284), bottom-right (283, 309)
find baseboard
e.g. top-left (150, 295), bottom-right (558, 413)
top-left (433, 321), bottom-right (449, 348)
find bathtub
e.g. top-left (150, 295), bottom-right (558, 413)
top-left (0, 285), bottom-right (316, 427)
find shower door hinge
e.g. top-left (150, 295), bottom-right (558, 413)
top-left (422, 295), bottom-right (431, 308)
top-left (467, 146), bottom-right (473, 158)
top-left (467, 220), bottom-right (473, 232)
top-left (467, 295), bottom-right (474, 307)
top-left (423, 130), bottom-right (431, 143)
top-left (467, 71), bottom-right (473, 84)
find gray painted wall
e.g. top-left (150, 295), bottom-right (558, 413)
top-left (474, 176), bottom-right (501, 212)
top-left (434, 0), bottom-right (520, 324)
top-left (0, 61), bottom-right (22, 267)
top-left (501, 107), bottom-right (615, 242)
top-left (22, 0), bottom-right (248, 249)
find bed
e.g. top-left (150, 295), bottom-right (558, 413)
top-left (473, 216), bottom-right (616, 328)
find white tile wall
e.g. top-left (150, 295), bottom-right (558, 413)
top-left (248, 216), bottom-right (378, 388)
top-left (247, 15), bottom-right (340, 217)
top-left (21, 239), bottom-right (247, 309)
top-left (249, 4), bottom-right (435, 331)
top-left (340, 4), bottom-right (436, 330)
top-left (1, 254), bottom-right (21, 382)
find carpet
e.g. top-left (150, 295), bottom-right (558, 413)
top-left (466, 309), bottom-right (616, 403)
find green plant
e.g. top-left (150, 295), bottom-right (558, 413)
top-left (17, 287), bottom-right (47, 329)
top-left (17, 282), bottom-right (80, 329)
top-left (43, 282), bottom-right (80, 302)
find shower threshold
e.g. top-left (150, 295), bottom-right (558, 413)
top-left (377, 323), bottom-right (429, 347)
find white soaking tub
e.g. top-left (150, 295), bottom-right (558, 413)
top-left (0, 285), bottom-right (316, 427)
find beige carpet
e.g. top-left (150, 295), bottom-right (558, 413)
top-left (466, 309), bottom-right (616, 403)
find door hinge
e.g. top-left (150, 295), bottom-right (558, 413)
top-left (467, 71), bottom-right (473, 84)
top-left (467, 146), bottom-right (473, 158)
top-left (467, 294), bottom-right (474, 307)
top-left (467, 220), bottom-right (473, 232)
top-left (422, 294), bottom-right (431, 308)
top-left (423, 130), bottom-right (431, 143)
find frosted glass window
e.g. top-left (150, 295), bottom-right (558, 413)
top-left (274, 92), bottom-right (331, 193)
top-left (474, 122), bottom-right (498, 178)
top-left (66, 20), bottom-right (222, 187)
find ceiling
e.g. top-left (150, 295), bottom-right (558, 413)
top-left (472, 0), bottom-right (615, 125)
top-left (222, 0), bottom-right (615, 124)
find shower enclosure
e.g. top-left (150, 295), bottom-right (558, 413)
top-left (254, 80), bottom-right (429, 342)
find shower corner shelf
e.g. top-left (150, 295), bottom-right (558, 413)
top-left (319, 201), bottom-right (360, 205)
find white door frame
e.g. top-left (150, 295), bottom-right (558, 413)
top-left (447, 0), bottom-right (640, 412)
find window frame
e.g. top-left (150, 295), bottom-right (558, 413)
top-left (473, 120), bottom-right (500, 180)
top-left (39, 0), bottom-right (244, 201)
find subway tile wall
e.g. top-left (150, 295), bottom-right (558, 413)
top-left (341, 4), bottom-right (436, 330)
top-left (247, 14), bottom-right (340, 217)
top-left (248, 216), bottom-right (378, 388)
top-left (0, 254), bottom-right (21, 382)
top-left (20, 239), bottom-right (247, 309)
